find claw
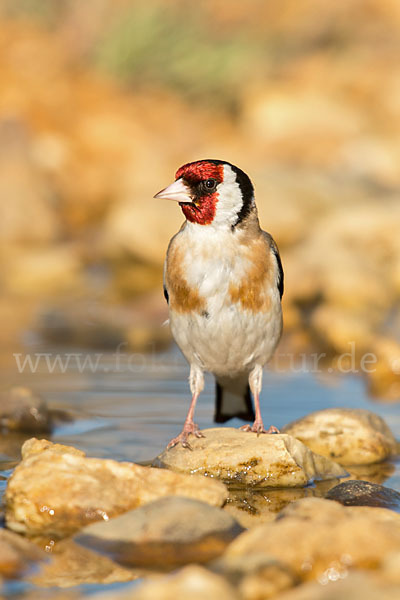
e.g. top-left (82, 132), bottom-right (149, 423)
top-left (240, 421), bottom-right (280, 435)
top-left (167, 422), bottom-right (204, 450)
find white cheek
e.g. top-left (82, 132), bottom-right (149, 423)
top-left (213, 164), bottom-right (245, 227)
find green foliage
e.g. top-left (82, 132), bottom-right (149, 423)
top-left (0, 0), bottom-right (63, 24)
top-left (93, 3), bottom-right (259, 110)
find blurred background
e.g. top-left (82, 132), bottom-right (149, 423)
top-left (1, 0), bottom-right (400, 403)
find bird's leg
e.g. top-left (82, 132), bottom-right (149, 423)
top-left (167, 365), bottom-right (205, 449)
top-left (240, 365), bottom-right (280, 435)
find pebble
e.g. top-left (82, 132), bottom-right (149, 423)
top-left (75, 496), bottom-right (243, 569)
top-left (326, 480), bottom-right (400, 512)
top-left (282, 408), bottom-right (397, 465)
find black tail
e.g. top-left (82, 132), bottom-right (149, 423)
top-left (214, 376), bottom-right (255, 423)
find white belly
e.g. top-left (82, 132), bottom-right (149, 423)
top-left (170, 300), bottom-right (282, 377)
top-left (166, 221), bottom-right (282, 376)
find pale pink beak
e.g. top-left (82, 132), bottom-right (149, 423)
top-left (154, 178), bottom-right (192, 203)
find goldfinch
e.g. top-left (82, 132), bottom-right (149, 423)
top-left (155, 159), bottom-right (283, 448)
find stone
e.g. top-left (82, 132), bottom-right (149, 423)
top-left (274, 572), bottom-right (400, 600)
top-left (28, 539), bottom-right (136, 588)
top-left (326, 480), bottom-right (400, 512)
top-left (156, 428), bottom-right (347, 488)
top-left (282, 409), bottom-right (397, 465)
top-left (76, 496), bottom-right (243, 569)
top-left (103, 565), bottom-right (240, 600)
top-left (0, 528), bottom-right (44, 578)
top-left (0, 387), bottom-right (52, 434)
top-left (5, 438), bottom-right (227, 537)
top-left (211, 554), bottom-right (298, 600)
top-left (225, 497), bottom-right (400, 581)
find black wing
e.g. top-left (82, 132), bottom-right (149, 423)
top-left (271, 241), bottom-right (284, 299)
top-left (163, 285), bottom-right (169, 304)
top-left (263, 232), bottom-right (284, 299)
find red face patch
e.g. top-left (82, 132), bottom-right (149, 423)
top-left (175, 161), bottom-right (224, 226)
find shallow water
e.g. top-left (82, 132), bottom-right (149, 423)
top-left (0, 343), bottom-right (399, 596)
top-left (1, 342), bottom-right (400, 479)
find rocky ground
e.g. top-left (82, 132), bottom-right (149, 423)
top-left (0, 388), bottom-right (399, 599)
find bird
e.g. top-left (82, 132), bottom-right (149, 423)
top-left (154, 159), bottom-right (283, 449)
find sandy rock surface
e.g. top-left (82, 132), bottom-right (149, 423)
top-left (76, 496), bottom-right (243, 569)
top-left (282, 408), bottom-right (397, 465)
top-left (225, 497), bottom-right (400, 581)
top-left (4, 438), bottom-right (227, 537)
top-left (326, 479), bottom-right (400, 512)
top-left (157, 428), bottom-right (347, 487)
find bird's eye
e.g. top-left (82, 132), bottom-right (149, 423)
top-left (204, 178), bottom-right (216, 190)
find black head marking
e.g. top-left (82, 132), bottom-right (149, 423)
top-left (198, 159), bottom-right (254, 227)
top-left (229, 164), bottom-right (254, 227)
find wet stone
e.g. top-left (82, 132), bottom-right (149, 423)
top-left (5, 438), bottom-right (227, 537)
top-left (156, 428), bottom-right (347, 488)
top-left (226, 497), bottom-right (400, 582)
top-left (326, 480), bottom-right (400, 512)
top-left (0, 528), bottom-right (44, 578)
top-left (282, 408), bottom-right (397, 466)
top-left (0, 387), bottom-right (52, 434)
top-left (75, 496), bottom-right (243, 570)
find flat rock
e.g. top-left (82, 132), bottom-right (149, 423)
top-left (156, 428), bottom-right (347, 488)
top-left (325, 480), bottom-right (400, 512)
top-left (76, 496), bottom-right (243, 569)
top-left (5, 438), bottom-right (227, 537)
top-left (282, 408), bottom-right (397, 465)
top-left (0, 528), bottom-right (44, 578)
top-left (0, 387), bottom-right (52, 434)
top-left (225, 497), bottom-right (400, 581)
top-left (101, 565), bottom-right (240, 600)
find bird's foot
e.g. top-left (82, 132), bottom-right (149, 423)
top-left (167, 422), bottom-right (205, 450)
top-left (240, 421), bottom-right (280, 435)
